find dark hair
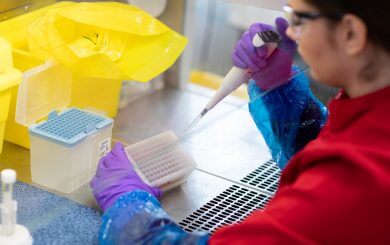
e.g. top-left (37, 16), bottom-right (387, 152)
top-left (304, 0), bottom-right (390, 53)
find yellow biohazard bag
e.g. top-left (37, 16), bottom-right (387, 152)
top-left (28, 2), bottom-right (188, 82)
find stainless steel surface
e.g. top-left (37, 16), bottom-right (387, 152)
top-left (0, 85), bottom-right (272, 224)
top-left (113, 85), bottom-right (272, 220)
top-left (113, 86), bottom-right (271, 181)
top-left (160, 169), bottom-right (235, 222)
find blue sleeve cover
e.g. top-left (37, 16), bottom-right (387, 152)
top-left (99, 190), bottom-right (209, 245)
top-left (248, 67), bottom-right (328, 169)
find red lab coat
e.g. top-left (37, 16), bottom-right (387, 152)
top-left (211, 86), bottom-right (390, 244)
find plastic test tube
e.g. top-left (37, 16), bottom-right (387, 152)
top-left (1, 169), bottom-right (16, 236)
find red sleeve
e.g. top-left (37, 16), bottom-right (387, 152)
top-left (210, 158), bottom-right (388, 244)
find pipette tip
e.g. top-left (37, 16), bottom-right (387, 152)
top-left (200, 108), bottom-right (208, 116)
top-left (181, 111), bottom-right (206, 139)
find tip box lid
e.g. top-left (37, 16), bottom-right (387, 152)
top-left (15, 60), bottom-right (72, 126)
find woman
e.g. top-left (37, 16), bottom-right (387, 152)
top-left (91, 0), bottom-right (390, 243)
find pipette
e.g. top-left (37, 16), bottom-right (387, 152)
top-left (182, 30), bottom-right (281, 137)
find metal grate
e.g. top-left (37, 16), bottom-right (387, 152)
top-left (178, 185), bottom-right (272, 233)
top-left (240, 160), bottom-right (281, 193)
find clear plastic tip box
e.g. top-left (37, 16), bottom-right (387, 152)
top-left (15, 61), bottom-right (113, 193)
top-left (30, 109), bottom-right (113, 193)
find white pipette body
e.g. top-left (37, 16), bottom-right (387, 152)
top-left (202, 32), bottom-right (279, 114)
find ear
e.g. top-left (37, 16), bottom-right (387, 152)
top-left (340, 14), bottom-right (367, 56)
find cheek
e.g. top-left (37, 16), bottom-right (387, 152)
top-left (298, 30), bottom-right (324, 66)
top-left (297, 33), bottom-right (341, 85)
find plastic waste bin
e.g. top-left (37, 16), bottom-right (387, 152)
top-left (0, 1), bottom-right (187, 149)
top-left (0, 37), bottom-right (22, 154)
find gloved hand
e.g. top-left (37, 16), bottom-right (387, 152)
top-left (91, 142), bottom-right (163, 211)
top-left (232, 17), bottom-right (297, 90)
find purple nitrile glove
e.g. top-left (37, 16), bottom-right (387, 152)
top-left (91, 142), bottom-right (163, 212)
top-left (232, 17), bottom-right (297, 90)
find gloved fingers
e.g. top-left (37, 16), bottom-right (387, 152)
top-left (248, 23), bottom-right (263, 36)
top-left (235, 43), bottom-right (258, 69)
top-left (111, 142), bottom-right (126, 159)
top-left (255, 46), bottom-right (269, 60)
top-left (91, 175), bottom-right (107, 203)
top-left (92, 174), bottom-right (125, 192)
top-left (275, 17), bottom-right (290, 40)
top-left (275, 17), bottom-right (297, 55)
top-left (248, 22), bottom-right (274, 39)
top-left (243, 30), bottom-right (270, 66)
top-left (231, 50), bottom-right (248, 69)
top-left (91, 171), bottom-right (136, 200)
top-left (100, 142), bottom-right (133, 169)
top-left (249, 22), bottom-right (277, 60)
top-left (241, 33), bottom-right (267, 70)
top-left (235, 34), bottom-right (264, 70)
top-left (232, 31), bottom-right (248, 68)
top-left (112, 142), bottom-right (134, 168)
top-left (233, 29), bottom-right (269, 70)
top-left (97, 145), bottom-right (119, 169)
top-left (97, 153), bottom-right (110, 170)
top-left (95, 151), bottom-right (132, 175)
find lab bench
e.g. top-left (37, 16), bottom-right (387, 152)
top-left (0, 85), bottom-right (279, 243)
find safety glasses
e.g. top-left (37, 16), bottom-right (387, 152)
top-left (283, 5), bottom-right (343, 36)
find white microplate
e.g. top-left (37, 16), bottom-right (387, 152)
top-left (125, 130), bottom-right (196, 190)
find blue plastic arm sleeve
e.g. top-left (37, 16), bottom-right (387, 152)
top-left (99, 190), bottom-right (209, 244)
top-left (248, 67), bottom-right (328, 169)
